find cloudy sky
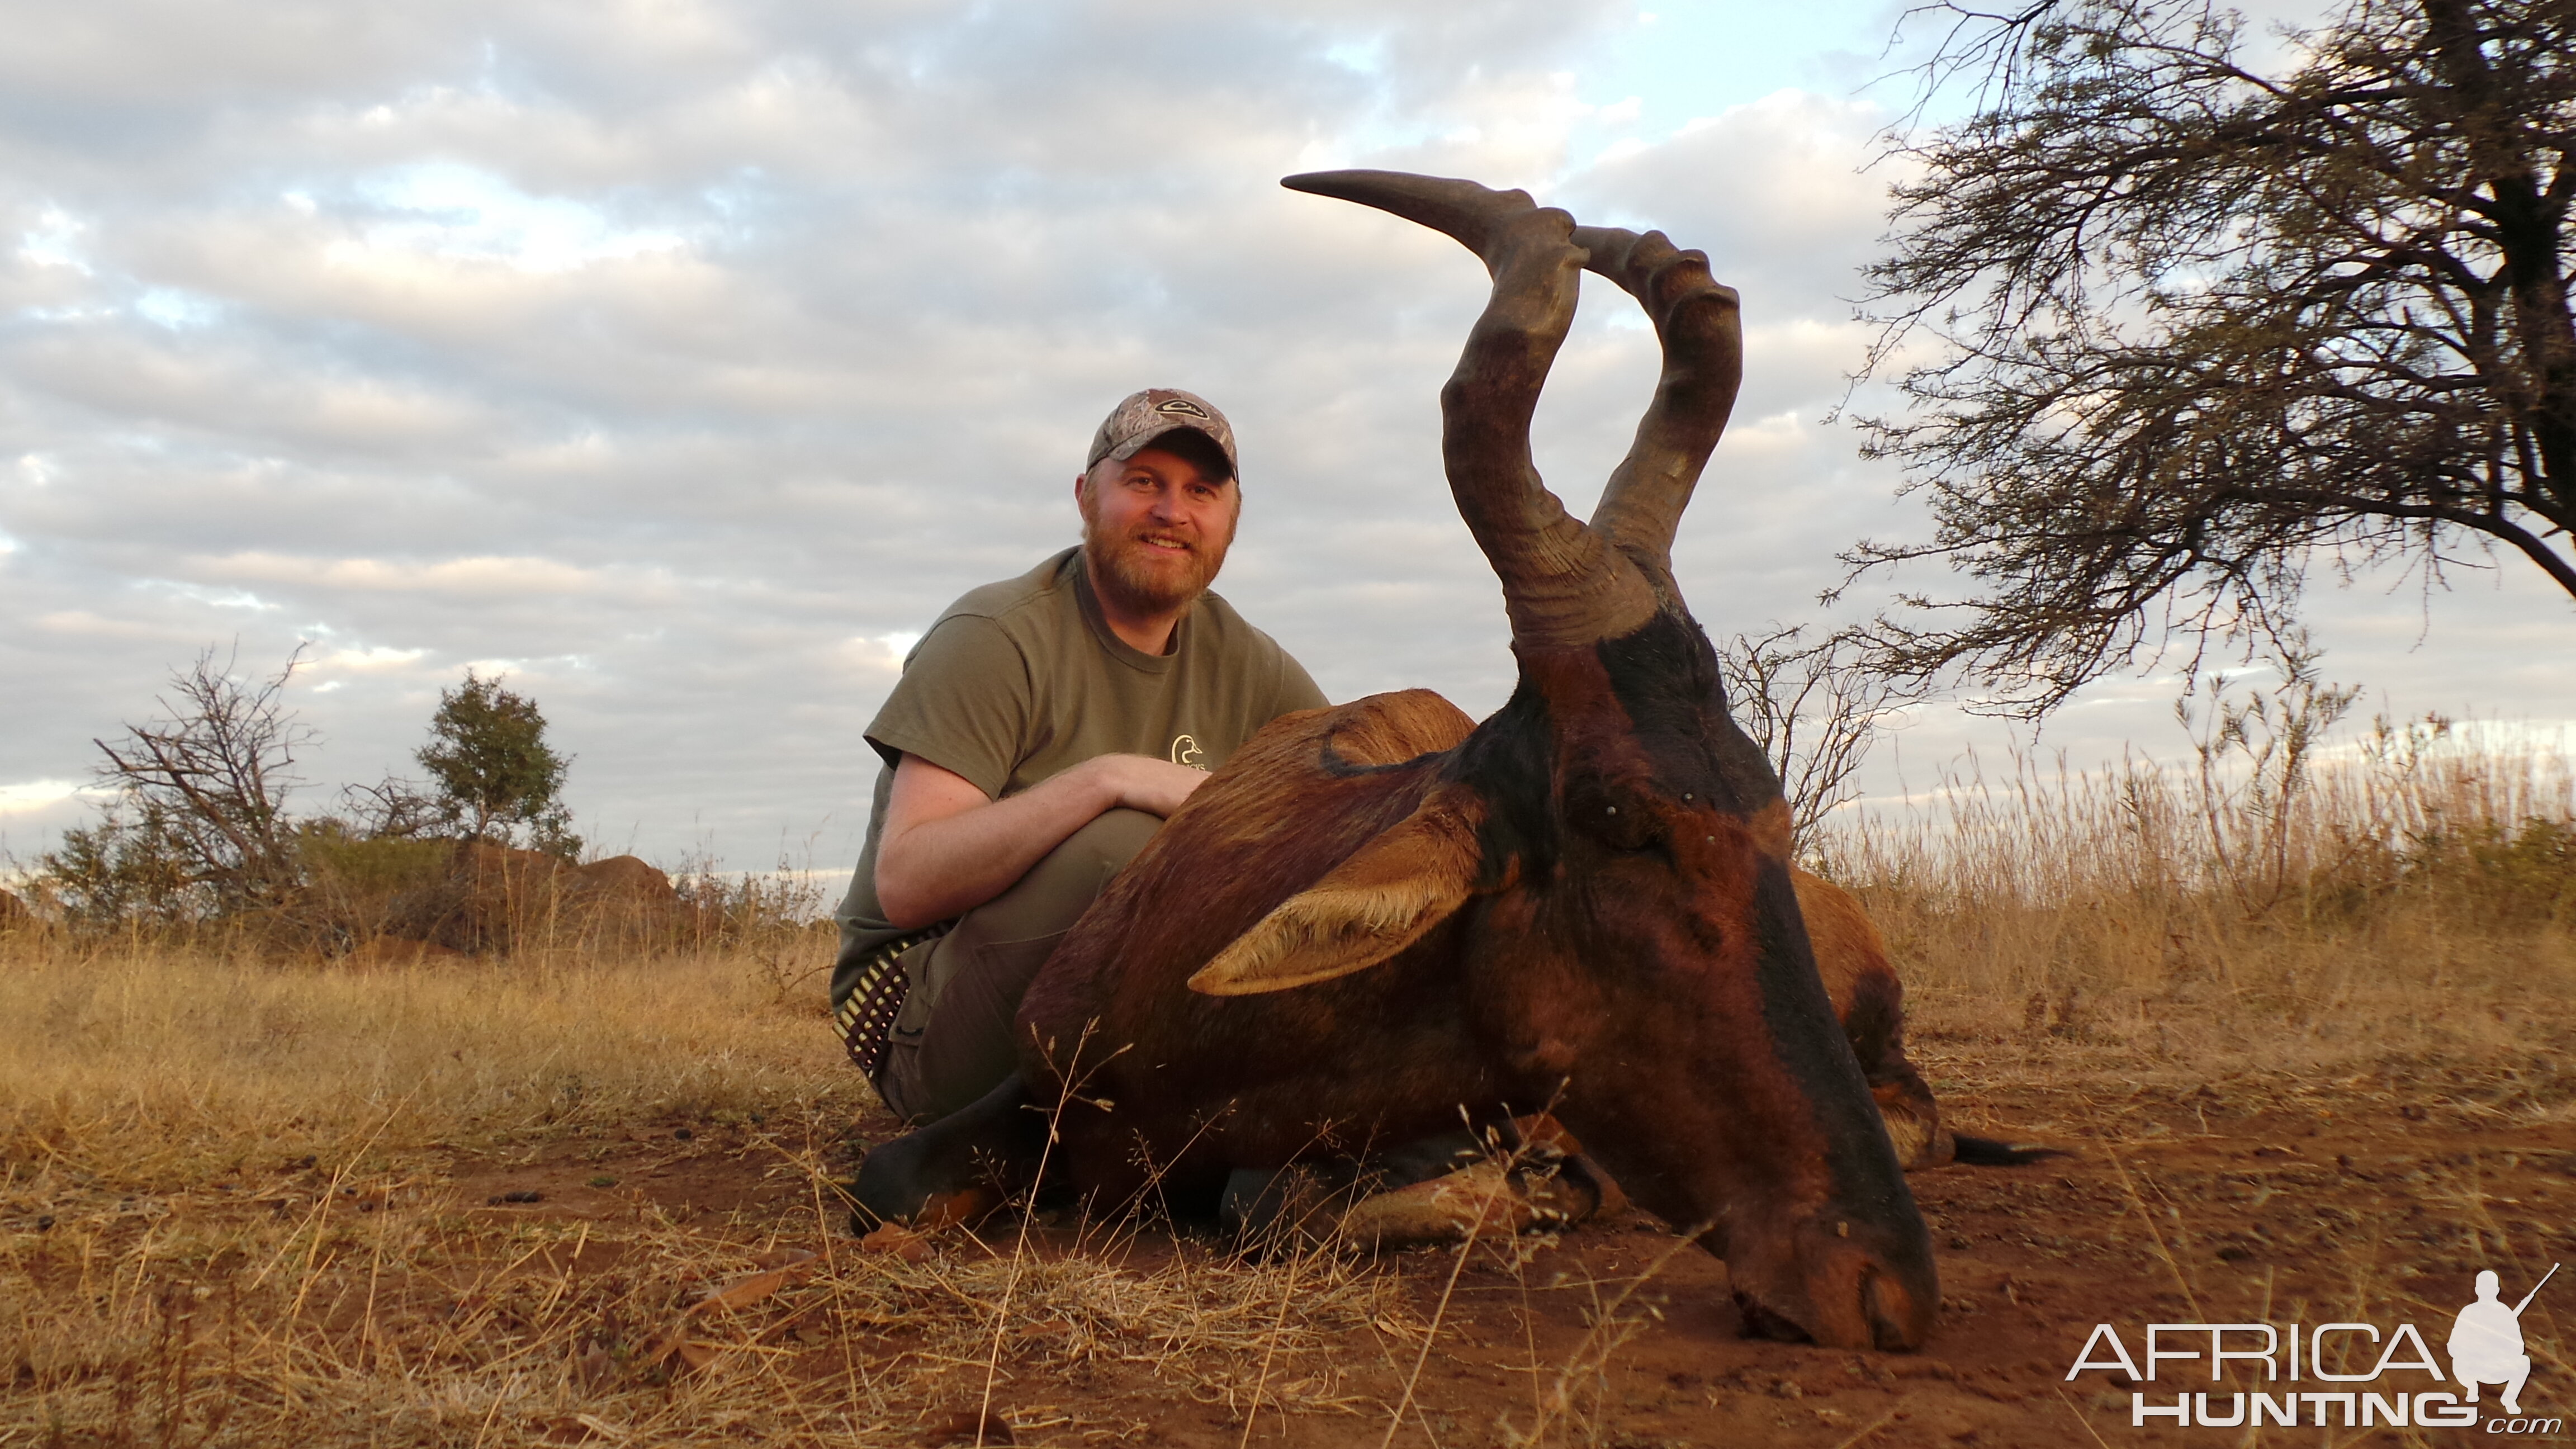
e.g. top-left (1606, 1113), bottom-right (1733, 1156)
top-left (5, 0), bottom-right (2570, 877)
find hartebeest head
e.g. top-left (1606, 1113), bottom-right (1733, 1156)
top-left (1189, 172), bottom-right (1938, 1350)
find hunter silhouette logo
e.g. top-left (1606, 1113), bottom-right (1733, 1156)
top-left (2066, 1262), bottom-right (2560, 1431)
top-left (2453, 1265), bottom-right (2555, 1416)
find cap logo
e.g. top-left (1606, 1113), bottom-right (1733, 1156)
top-left (1155, 397), bottom-right (1212, 420)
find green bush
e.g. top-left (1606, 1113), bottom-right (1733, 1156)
top-left (2403, 817), bottom-right (2576, 926)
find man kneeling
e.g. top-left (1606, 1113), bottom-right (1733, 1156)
top-left (830, 389), bottom-right (1324, 1123)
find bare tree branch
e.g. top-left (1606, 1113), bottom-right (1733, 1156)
top-left (1850, 0), bottom-right (2576, 714)
top-left (86, 643), bottom-right (315, 914)
top-left (1718, 626), bottom-right (1916, 845)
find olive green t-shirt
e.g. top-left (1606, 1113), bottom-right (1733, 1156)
top-left (829, 547), bottom-right (1327, 1008)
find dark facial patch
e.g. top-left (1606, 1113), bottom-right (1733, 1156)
top-left (1550, 608), bottom-right (1926, 1232)
top-left (1445, 678), bottom-right (1557, 889)
top-left (1749, 862), bottom-right (1923, 1218)
top-left (1561, 768), bottom-right (1668, 856)
top-left (1591, 609), bottom-right (1781, 818)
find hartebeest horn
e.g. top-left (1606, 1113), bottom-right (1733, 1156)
top-left (1284, 169), bottom-right (1660, 650)
top-left (1570, 225), bottom-right (1743, 600)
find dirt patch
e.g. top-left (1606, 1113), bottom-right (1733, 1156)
top-left (359, 1105), bottom-right (2576, 1443)
top-left (10, 1074), bottom-right (2573, 1446)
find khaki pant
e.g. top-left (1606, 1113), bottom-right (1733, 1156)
top-left (873, 808), bottom-right (1159, 1123)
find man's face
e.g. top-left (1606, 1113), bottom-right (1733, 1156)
top-left (1077, 443), bottom-right (1239, 617)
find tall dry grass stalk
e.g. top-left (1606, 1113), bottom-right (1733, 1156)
top-left (0, 926), bottom-right (1456, 1445)
top-left (0, 931), bottom-right (847, 1193)
top-left (1819, 722), bottom-right (2576, 1082)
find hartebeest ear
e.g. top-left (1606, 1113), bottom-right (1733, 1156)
top-left (1188, 789), bottom-right (1490, 996)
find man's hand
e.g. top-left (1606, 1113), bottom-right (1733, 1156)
top-left (1078, 752), bottom-right (1208, 818)
top-left (874, 752), bottom-right (1210, 930)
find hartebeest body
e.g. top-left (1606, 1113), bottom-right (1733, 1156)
top-left (858, 172), bottom-right (1941, 1351)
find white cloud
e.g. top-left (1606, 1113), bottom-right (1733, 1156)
top-left (0, 0), bottom-right (2559, 873)
top-left (197, 553), bottom-right (612, 598)
top-left (0, 779), bottom-right (102, 817)
top-left (134, 286), bottom-right (220, 329)
top-left (348, 162), bottom-right (690, 273)
top-left (838, 632), bottom-right (921, 677)
top-left (310, 645), bottom-right (429, 673)
top-left (139, 580), bottom-right (277, 610)
top-left (18, 209), bottom-right (89, 272)
top-left (32, 610), bottom-right (178, 640)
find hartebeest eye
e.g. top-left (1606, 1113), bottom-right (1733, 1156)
top-left (1565, 779), bottom-right (1664, 854)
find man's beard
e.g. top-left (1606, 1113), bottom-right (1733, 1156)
top-left (1080, 506), bottom-right (1232, 619)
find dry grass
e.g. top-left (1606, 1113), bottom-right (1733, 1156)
top-left (1819, 723), bottom-right (2576, 1089)
top-left (0, 932), bottom-right (841, 1193)
top-left (5, 723), bottom-right (2572, 1446)
top-left (0, 932), bottom-right (1493, 1446)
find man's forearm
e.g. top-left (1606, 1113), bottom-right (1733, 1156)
top-left (875, 754), bottom-right (1203, 929)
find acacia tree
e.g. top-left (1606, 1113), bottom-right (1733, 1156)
top-left (1848, 0), bottom-right (2576, 713)
top-left (415, 670), bottom-right (581, 858)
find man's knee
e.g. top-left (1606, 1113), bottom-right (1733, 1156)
top-left (972, 807), bottom-right (1159, 930)
top-left (1058, 806), bottom-right (1161, 873)
top-left (878, 807), bottom-right (1163, 1122)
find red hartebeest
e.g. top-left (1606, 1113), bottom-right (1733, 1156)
top-left (858, 172), bottom-right (1948, 1351)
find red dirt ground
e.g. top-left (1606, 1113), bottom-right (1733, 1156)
top-left (437, 1076), bottom-right (2576, 1448)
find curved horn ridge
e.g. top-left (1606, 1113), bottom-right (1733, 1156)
top-left (1569, 225), bottom-right (1745, 590)
top-left (1286, 170), bottom-right (1658, 647)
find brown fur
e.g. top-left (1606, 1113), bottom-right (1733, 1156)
top-left (1181, 699), bottom-right (1953, 1171)
top-left (1008, 676), bottom-right (1939, 1352)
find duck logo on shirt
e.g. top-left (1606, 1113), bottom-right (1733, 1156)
top-left (1169, 734), bottom-right (1207, 771)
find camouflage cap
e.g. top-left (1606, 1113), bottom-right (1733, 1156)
top-left (1086, 388), bottom-right (1239, 482)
